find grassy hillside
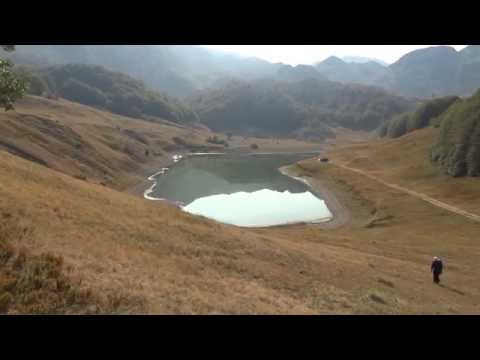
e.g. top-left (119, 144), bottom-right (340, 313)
top-left (283, 128), bottom-right (480, 313)
top-left (190, 78), bottom-right (414, 139)
top-left (321, 127), bottom-right (480, 216)
top-left (0, 211), bottom-right (144, 314)
top-left (14, 64), bottom-right (199, 124)
top-left (0, 148), bottom-right (366, 314)
top-left (0, 96), bottom-right (221, 190)
top-left (1, 114), bottom-right (480, 313)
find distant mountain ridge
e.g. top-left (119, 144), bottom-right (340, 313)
top-left (382, 46), bottom-right (462, 98)
top-left (315, 56), bottom-right (388, 86)
top-left (316, 46), bottom-right (480, 99)
top-left (14, 64), bottom-right (199, 125)
top-left (4, 45), bottom-right (480, 100)
top-left (341, 56), bottom-right (389, 66)
top-left (1, 45), bottom-right (284, 98)
top-left (275, 64), bottom-right (327, 82)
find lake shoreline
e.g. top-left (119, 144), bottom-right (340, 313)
top-left (125, 143), bottom-right (324, 199)
top-left (125, 146), bottom-right (350, 229)
top-left (279, 164), bottom-right (350, 229)
top-left (126, 153), bottom-right (179, 200)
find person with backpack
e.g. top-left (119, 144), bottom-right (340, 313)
top-left (431, 256), bottom-right (443, 284)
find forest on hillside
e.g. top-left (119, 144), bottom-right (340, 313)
top-left (379, 96), bottom-right (460, 138)
top-left (189, 78), bottom-right (414, 139)
top-left (13, 64), bottom-right (199, 124)
top-left (12, 63), bottom-right (415, 140)
top-left (377, 90), bottom-right (480, 178)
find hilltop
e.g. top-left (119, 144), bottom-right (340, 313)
top-left (315, 46), bottom-right (480, 99)
top-left (315, 56), bottom-right (388, 86)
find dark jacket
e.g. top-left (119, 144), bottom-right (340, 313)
top-left (431, 259), bottom-right (443, 274)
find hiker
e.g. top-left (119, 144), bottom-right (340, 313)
top-left (431, 256), bottom-right (443, 284)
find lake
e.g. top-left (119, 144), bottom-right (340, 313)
top-left (146, 153), bottom-right (332, 227)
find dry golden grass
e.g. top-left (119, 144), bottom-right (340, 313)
top-left (0, 150), bottom-right (336, 314)
top-left (0, 96), bottom-right (224, 190)
top-left (226, 135), bottom-right (322, 153)
top-left (274, 127), bottom-right (480, 314)
top-left (0, 212), bottom-right (145, 314)
top-left (325, 127), bottom-right (480, 215)
top-left (2, 98), bottom-right (479, 314)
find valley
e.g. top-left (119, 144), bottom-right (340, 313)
top-left (1, 45), bottom-right (480, 315)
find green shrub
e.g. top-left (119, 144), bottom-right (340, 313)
top-left (14, 66), bottom-right (52, 96)
top-left (431, 91), bottom-right (480, 177)
top-left (206, 135), bottom-right (228, 146)
top-left (380, 96), bottom-right (459, 138)
top-left (386, 113), bottom-right (410, 138)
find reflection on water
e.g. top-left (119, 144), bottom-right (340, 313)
top-left (184, 189), bottom-right (332, 227)
top-left (148, 153), bottom-right (332, 227)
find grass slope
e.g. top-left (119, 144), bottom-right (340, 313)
top-left (0, 96), bottom-right (222, 190)
top-left (1, 122), bottom-right (480, 313)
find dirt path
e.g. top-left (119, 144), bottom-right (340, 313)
top-left (333, 161), bottom-right (480, 223)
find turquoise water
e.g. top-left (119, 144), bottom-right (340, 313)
top-left (147, 153), bottom-right (332, 227)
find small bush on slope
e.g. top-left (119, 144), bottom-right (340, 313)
top-left (0, 211), bottom-right (146, 314)
top-left (386, 112), bottom-right (410, 138)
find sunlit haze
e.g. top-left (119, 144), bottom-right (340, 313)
top-left (201, 45), bottom-right (468, 65)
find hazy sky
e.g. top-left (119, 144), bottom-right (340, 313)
top-left (201, 45), bottom-right (468, 65)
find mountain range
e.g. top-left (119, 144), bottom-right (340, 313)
top-left (3, 45), bottom-right (480, 100)
top-left (315, 46), bottom-right (480, 99)
top-left (1, 45), bottom-right (283, 98)
top-left (4, 45), bottom-right (480, 143)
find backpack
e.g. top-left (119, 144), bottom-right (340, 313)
top-left (433, 259), bottom-right (443, 273)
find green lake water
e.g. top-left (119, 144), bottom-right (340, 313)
top-left (146, 153), bottom-right (332, 227)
